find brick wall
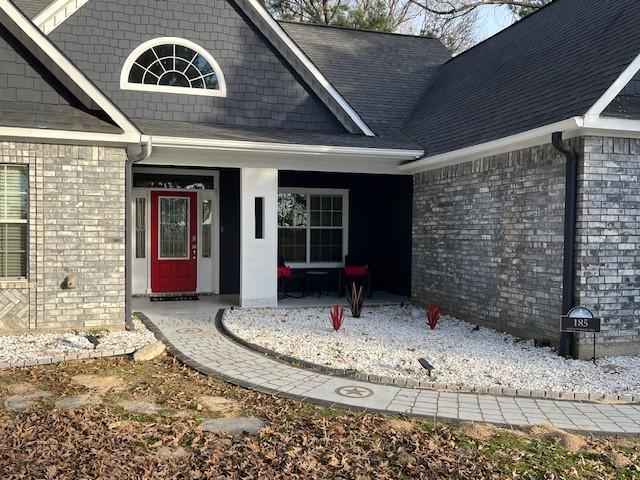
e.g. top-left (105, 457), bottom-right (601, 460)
top-left (413, 137), bottom-right (640, 358)
top-left (0, 142), bottom-right (126, 332)
top-left (412, 142), bottom-right (569, 344)
top-left (575, 137), bottom-right (640, 356)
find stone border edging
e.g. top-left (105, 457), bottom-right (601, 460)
top-left (219, 311), bottom-right (639, 405)
top-left (0, 347), bottom-right (138, 369)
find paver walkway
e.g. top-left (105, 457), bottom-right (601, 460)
top-left (138, 305), bottom-right (640, 435)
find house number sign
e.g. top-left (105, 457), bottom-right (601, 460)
top-left (560, 306), bottom-right (601, 364)
top-left (560, 306), bottom-right (600, 333)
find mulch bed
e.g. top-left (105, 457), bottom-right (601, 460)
top-left (0, 356), bottom-right (638, 479)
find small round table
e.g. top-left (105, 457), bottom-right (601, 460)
top-left (305, 271), bottom-right (329, 298)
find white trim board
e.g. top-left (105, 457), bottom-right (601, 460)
top-left (587, 53), bottom-right (640, 116)
top-left (242, 0), bottom-right (374, 136)
top-left (120, 37), bottom-right (227, 98)
top-left (0, 126), bottom-right (140, 146)
top-left (0, 0), bottom-right (141, 142)
top-left (400, 116), bottom-right (640, 174)
top-left (151, 135), bottom-right (423, 158)
top-left (33, 0), bottom-right (88, 35)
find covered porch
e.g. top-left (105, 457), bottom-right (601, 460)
top-left (129, 136), bottom-right (416, 309)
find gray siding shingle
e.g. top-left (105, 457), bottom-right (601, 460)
top-left (48, 0), bottom-right (345, 133)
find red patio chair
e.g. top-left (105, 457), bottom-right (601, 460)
top-left (339, 255), bottom-right (372, 298)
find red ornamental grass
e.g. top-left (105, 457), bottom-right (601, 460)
top-left (330, 304), bottom-right (345, 331)
top-left (426, 304), bottom-right (440, 330)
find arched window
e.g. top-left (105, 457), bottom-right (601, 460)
top-left (120, 38), bottom-right (226, 97)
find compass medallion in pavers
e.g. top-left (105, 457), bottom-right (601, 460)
top-left (335, 385), bottom-right (374, 398)
top-left (176, 327), bottom-right (203, 334)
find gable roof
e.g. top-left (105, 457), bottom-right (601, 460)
top-left (404, 0), bottom-right (640, 158)
top-left (280, 22), bottom-right (450, 136)
top-left (0, 0), bottom-right (140, 142)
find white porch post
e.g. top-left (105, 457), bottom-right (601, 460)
top-left (240, 167), bottom-right (278, 307)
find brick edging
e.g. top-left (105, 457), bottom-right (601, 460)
top-left (219, 312), bottom-right (639, 405)
top-left (0, 347), bottom-right (138, 369)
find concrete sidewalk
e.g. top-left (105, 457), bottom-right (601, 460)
top-left (137, 302), bottom-right (640, 436)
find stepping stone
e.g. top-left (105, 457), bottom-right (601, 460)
top-left (118, 399), bottom-right (162, 415)
top-left (200, 417), bottom-right (266, 435)
top-left (155, 446), bottom-right (189, 460)
top-left (55, 394), bottom-right (100, 410)
top-left (6, 382), bottom-right (37, 395)
top-left (4, 391), bottom-right (53, 412)
top-left (133, 341), bottom-right (165, 362)
top-left (197, 396), bottom-right (242, 416)
top-left (71, 374), bottom-right (124, 393)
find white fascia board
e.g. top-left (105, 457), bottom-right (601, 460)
top-left (243, 0), bottom-right (375, 137)
top-left (587, 53), bottom-right (640, 116)
top-left (400, 118), bottom-right (583, 174)
top-left (151, 135), bottom-right (423, 158)
top-left (1, 0), bottom-right (141, 140)
top-left (33, 0), bottom-right (88, 35)
top-left (581, 115), bottom-right (640, 137)
top-left (0, 126), bottom-right (141, 146)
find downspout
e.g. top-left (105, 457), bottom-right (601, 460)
top-left (125, 136), bottom-right (152, 330)
top-left (552, 132), bottom-right (578, 358)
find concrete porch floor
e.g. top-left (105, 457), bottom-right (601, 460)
top-left (132, 291), bottom-right (409, 315)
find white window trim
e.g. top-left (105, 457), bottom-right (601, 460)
top-left (120, 37), bottom-right (227, 98)
top-left (0, 164), bottom-right (28, 280)
top-left (278, 187), bottom-right (348, 269)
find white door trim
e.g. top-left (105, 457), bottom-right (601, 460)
top-left (130, 169), bottom-right (220, 295)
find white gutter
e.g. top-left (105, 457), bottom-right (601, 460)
top-left (400, 117), bottom-right (583, 173)
top-left (0, 126), bottom-right (141, 145)
top-left (151, 135), bottom-right (424, 158)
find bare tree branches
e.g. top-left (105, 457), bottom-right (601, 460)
top-left (408, 0), bottom-right (547, 16)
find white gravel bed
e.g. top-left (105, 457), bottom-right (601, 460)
top-left (0, 323), bottom-right (156, 365)
top-left (223, 305), bottom-right (640, 397)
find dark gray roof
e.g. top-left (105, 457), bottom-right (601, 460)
top-left (0, 101), bottom-right (121, 133)
top-left (281, 22), bottom-right (450, 135)
top-left (11, 0), bottom-right (51, 18)
top-left (135, 119), bottom-right (423, 150)
top-left (404, 0), bottom-right (640, 157)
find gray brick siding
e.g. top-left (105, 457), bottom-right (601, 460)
top-left (412, 142), bottom-right (567, 344)
top-left (0, 142), bottom-right (125, 332)
top-left (413, 137), bottom-right (640, 358)
top-left (48, 0), bottom-right (344, 133)
top-left (574, 136), bottom-right (640, 357)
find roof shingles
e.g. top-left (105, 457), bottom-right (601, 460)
top-left (404, 0), bottom-right (640, 157)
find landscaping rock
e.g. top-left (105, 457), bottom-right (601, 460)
top-left (58, 334), bottom-right (93, 350)
top-left (118, 399), bottom-right (162, 415)
top-left (55, 394), bottom-right (100, 410)
top-left (197, 396), bottom-right (242, 416)
top-left (71, 374), bottom-right (124, 393)
top-left (200, 417), bottom-right (266, 435)
top-left (4, 391), bottom-right (53, 412)
top-left (133, 341), bottom-right (165, 362)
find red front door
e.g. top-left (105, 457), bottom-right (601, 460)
top-left (151, 191), bottom-right (197, 292)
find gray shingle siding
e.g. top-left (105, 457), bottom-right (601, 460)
top-left (0, 23), bottom-right (120, 133)
top-left (11, 0), bottom-right (51, 18)
top-left (603, 72), bottom-right (640, 119)
top-left (48, 0), bottom-right (345, 133)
